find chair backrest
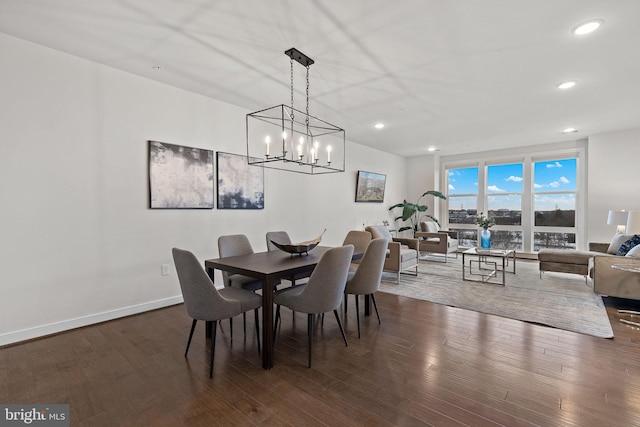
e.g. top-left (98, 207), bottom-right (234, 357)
top-left (172, 248), bottom-right (240, 320)
top-left (294, 244), bottom-right (354, 313)
top-left (266, 231), bottom-right (292, 251)
top-left (218, 234), bottom-right (254, 258)
top-left (342, 230), bottom-right (372, 256)
top-left (345, 238), bottom-right (388, 295)
top-left (217, 234), bottom-right (255, 287)
top-left (365, 225), bottom-right (392, 242)
top-left (420, 221), bottom-right (439, 233)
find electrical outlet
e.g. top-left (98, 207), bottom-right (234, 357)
top-left (161, 264), bottom-right (170, 276)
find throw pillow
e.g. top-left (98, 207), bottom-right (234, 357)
top-left (625, 244), bottom-right (640, 258)
top-left (608, 233), bottom-right (633, 254)
top-left (617, 235), bottom-right (640, 256)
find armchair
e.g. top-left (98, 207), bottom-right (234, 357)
top-left (415, 221), bottom-right (458, 262)
top-left (365, 225), bottom-right (418, 283)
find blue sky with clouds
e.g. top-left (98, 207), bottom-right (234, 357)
top-left (448, 159), bottom-right (576, 211)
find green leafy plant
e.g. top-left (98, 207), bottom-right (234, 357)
top-left (476, 212), bottom-right (495, 229)
top-left (389, 190), bottom-right (446, 233)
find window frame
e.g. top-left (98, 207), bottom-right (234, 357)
top-left (441, 144), bottom-right (586, 253)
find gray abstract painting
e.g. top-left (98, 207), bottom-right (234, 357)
top-left (148, 140), bottom-right (214, 208)
top-left (216, 152), bottom-right (264, 209)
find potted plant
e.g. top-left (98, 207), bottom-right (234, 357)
top-left (389, 190), bottom-right (446, 234)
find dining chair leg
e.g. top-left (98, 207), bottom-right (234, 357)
top-left (210, 320), bottom-right (218, 378)
top-left (355, 294), bottom-right (361, 338)
top-left (333, 310), bottom-right (348, 347)
top-left (243, 312), bottom-right (247, 338)
top-left (229, 317), bottom-right (233, 340)
top-left (344, 294), bottom-right (348, 314)
top-left (254, 308), bottom-right (261, 355)
top-left (307, 313), bottom-right (314, 368)
top-left (185, 319), bottom-right (197, 357)
top-left (371, 293), bottom-right (381, 324)
top-left (274, 305), bottom-right (281, 342)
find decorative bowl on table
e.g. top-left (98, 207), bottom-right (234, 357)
top-left (269, 240), bottom-right (319, 256)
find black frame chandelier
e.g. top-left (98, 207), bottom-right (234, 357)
top-left (246, 48), bottom-right (345, 174)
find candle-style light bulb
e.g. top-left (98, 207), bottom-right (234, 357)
top-left (264, 135), bottom-right (271, 156)
top-left (281, 131), bottom-right (287, 156)
top-left (326, 145), bottom-right (332, 163)
top-left (313, 141), bottom-right (320, 162)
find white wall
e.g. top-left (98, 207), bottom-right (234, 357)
top-left (587, 128), bottom-right (640, 243)
top-left (0, 34), bottom-right (406, 345)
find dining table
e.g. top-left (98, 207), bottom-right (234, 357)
top-left (205, 246), bottom-right (345, 370)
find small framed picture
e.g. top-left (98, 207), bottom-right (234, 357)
top-left (355, 170), bottom-right (386, 203)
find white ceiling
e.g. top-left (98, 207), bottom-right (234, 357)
top-left (1, 0), bottom-right (639, 157)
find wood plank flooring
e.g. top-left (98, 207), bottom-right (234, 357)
top-left (1, 291), bottom-right (640, 426)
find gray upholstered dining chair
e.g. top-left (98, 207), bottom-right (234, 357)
top-left (172, 248), bottom-right (262, 378)
top-left (266, 230), bottom-right (309, 287)
top-left (342, 230), bottom-right (372, 271)
top-left (218, 234), bottom-right (271, 337)
top-left (344, 238), bottom-right (388, 338)
top-left (273, 244), bottom-right (354, 368)
top-left (266, 230), bottom-right (291, 251)
top-left (218, 234), bottom-right (262, 292)
top-left (341, 230), bottom-right (372, 316)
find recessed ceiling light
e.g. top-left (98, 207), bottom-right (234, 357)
top-left (427, 147), bottom-right (439, 152)
top-left (562, 127), bottom-right (578, 134)
top-left (374, 123), bottom-right (385, 129)
top-left (572, 19), bottom-right (603, 35)
top-left (557, 81), bottom-right (577, 90)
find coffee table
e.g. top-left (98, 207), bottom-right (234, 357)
top-left (462, 247), bottom-right (516, 286)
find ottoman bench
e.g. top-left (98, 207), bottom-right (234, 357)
top-left (538, 248), bottom-right (609, 277)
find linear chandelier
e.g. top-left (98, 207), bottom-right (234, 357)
top-left (246, 48), bottom-right (345, 174)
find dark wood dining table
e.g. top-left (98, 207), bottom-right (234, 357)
top-left (205, 246), bottom-right (335, 370)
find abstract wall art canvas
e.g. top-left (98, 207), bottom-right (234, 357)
top-left (148, 140), bottom-right (214, 208)
top-left (216, 152), bottom-right (264, 209)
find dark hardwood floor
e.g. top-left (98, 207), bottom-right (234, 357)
top-left (2, 290), bottom-right (640, 426)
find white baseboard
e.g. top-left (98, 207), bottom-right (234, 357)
top-left (0, 295), bottom-right (184, 347)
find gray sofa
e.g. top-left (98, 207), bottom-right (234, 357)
top-left (538, 234), bottom-right (640, 300)
top-left (591, 255), bottom-right (640, 300)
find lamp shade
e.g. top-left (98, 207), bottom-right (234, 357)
top-left (626, 211), bottom-right (640, 235)
top-left (607, 210), bottom-right (629, 233)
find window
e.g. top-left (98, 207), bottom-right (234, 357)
top-left (533, 158), bottom-right (577, 250)
top-left (447, 167), bottom-right (478, 225)
top-left (487, 163), bottom-right (522, 226)
top-left (443, 149), bottom-right (583, 253)
top-left (447, 167), bottom-right (478, 246)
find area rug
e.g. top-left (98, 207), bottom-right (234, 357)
top-left (379, 257), bottom-right (614, 338)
